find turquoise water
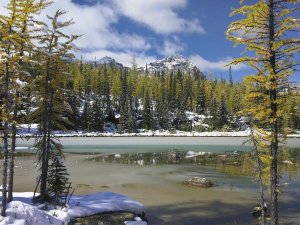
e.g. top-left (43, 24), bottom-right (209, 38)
top-left (16, 136), bottom-right (299, 153)
top-left (63, 144), bottom-right (251, 153)
top-left (12, 136), bottom-right (300, 225)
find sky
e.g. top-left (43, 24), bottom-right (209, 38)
top-left (0, 0), bottom-right (299, 82)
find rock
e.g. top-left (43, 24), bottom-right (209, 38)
top-left (70, 211), bottom-right (146, 225)
top-left (185, 177), bottom-right (213, 188)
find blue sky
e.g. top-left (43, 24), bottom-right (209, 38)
top-left (0, 0), bottom-right (299, 81)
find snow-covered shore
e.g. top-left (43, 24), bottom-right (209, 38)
top-left (16, 128), bottom-right (300, 138)
top-left (15, 124), bottom-right (300, 138)
top-left (0, 192), bottom-right (146, 225)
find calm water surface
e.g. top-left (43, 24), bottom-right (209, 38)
top-left (13, 137), bottom-right (300, 225)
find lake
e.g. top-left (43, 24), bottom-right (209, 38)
top-left (12, 137), bottom-right (300, 225)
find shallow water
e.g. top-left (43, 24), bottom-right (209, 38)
top-left (12, 137), bottom-right (300, 225)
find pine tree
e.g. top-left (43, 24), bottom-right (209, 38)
top-left (119, 70), bottom-right (129, 132)
top-left (92, 97), bottom-right (104, 131)
top-left (66, 94), bottom-right (81, 131)
top-left (0, 0), bottom-right (51, 215)
top-left (142, 90), bottom-right (152, 130)
top-left (217, 94), bottom-right (228, 129)
top-left (209, 92), bottom-right (218, 130)
top-left (196, 79), bottom-right (206, 115)
top-left (28, 10), bottom-right (79, 203)
top-left (227, 1), bottom-right (300, 224)
top-left (103, 66), bottom-right (112, 119)
top-left (47, 155), bottom-right (71, 206)
top-left (81, 100), bottom-right (93, 131)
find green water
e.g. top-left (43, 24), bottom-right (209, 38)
top-left (16, 136), bottom-right (300, 153)
top-left (13, 137), bottom-right (300, 225)
top-left (63, 144), bottom-right (251, 153)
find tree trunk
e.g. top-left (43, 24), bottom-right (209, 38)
top-left (8, 92), bottom-right (19, 203)
top-left (1, 122), bottom-right (9, 217)
top-left (7, 123), bottom-right (16, 203)
top-left (268, 1), bottom-right (278, 224)
top-left (39, 65), bottom-right (51, 202)
top-left (250, 124), bottom-right (266, 225)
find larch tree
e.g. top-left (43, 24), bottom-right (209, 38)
top-left (227, 1), bottom-right (300, 224)
top-left (0, 0), bottom-right (50, 215)
top-left (29, 10), bottom-right (79, 203)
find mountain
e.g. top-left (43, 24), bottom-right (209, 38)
top-left (97, 55), bottom-right (201, 75)
top-left (97, 56), bottom-right (123, 68)
top-left (141, 55), bottom-right (200, 74)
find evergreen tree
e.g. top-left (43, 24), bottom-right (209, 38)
top-left (66, 94), bottom-right (81, 131)
top-left (156, 99), bottom-right (170, 130)
top-left (0, 0), bottom-right (50, 215)
top-left (196, 80), bottom-right (206, 114)
top-left (29, 10), bottom-right (79, 203)
top-left (92, 97), bottom-right (104, 131)
top-left (103, 66), bottom-right (112, 119)
top-left (81, 100), bottom-right (93, 131)
top-left (119, 70), bottom-right (129, 132)
top-left (47, 155), bottom-right (71, 205)
top-left (209, 94), bottom-right (218, 130)
top-left (227, 1), bottom-right (300, 224)
top-left (217, 94), bottom-right (228, 128)
top-left (142, 90), bottom-right (152, 130)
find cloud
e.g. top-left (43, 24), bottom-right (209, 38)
top-left (189, 55), bottom-right (247, 72)
top-left (160, 37), bottom-right (185, 56)
top-left (113, 0), bottom-right (206, 35)
top-left (37, 0), bottom-right (151, 52)
top-left (82, 50), bottom-right (157, 67)
top-left (0, 0), bottom-right (216, 70)
top-left (0, 0), bottom-right (153, 64)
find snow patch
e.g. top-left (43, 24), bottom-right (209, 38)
top-left (0, 192), bottom-right (145, 225)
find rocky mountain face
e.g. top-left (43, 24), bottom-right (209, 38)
top-left (97, 55), bottom-right (200, 75)
top-left (97, 56), bottom-right (124, 69)
top-left (143, 55), bottom-right (199, 74)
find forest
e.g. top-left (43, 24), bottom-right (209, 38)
top-left (18, 58), bottom-right (300, 134)
top-left (1, 0), bottom-right (300, 225)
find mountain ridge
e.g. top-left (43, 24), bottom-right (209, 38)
top-left (96, 55), bottom-right (200, 74)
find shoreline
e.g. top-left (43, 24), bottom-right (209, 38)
top-left (12, 131), bottom-right (300, 138)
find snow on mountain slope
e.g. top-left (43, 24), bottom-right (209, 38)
top-left (97, 56), bottom-right (124, 68)
top-left (141, 55), bottom-right (200, 74)
top-left (97, 55), bottom-right (201, 74)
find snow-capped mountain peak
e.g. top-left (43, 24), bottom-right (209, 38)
top-left (96, 55), bottom-right (200, 74)
top-left (97, 56), bottom-right (123, 68)
top-left (144, 55), bottom-right (199, 74)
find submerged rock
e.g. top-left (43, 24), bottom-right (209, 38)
top-left (69, 211), bottom-right (147, 225)
top-left (185, 177), bottom-right (213, 188)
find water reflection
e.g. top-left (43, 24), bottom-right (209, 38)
top-left (85, 148), bottom-right (300, 184)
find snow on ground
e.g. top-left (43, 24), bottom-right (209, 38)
top-left (0, 192), bottom-right (145, 225)
top-left (15, 129), bottom-right (300, 138)
top-left (16, 123), bottom-right (300, 138)
top-left (68, 192), bottom-right (144, 217)
top-left (185, 151), bottom-right (209, 158)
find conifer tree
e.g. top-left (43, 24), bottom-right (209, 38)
top-left (92, 97), bottom-right (104, 131)
top-left (103, 66), bottom-right (112, 119)
top-left (142, 90), bottom-right (152, 130)
top-left (217, 94), bottom-right (228, 129)
top-left (81, 100), bottom-right (93, 131)
top-left (119, 70), bottom-right (129, 132)
top-left (29, 10), bottom-right (79, 203)
top-left (209, 94), bottom-right (218, 130)
top-left (0, 0), bottom-right (50, 215)
top-left (227, 1), bottom-right (300, 224)
top-left (66, 94), bottom-right (81, 131)
top-left (196, 79), bottom-right (206, 114)
top-left (47, 155), bottom-right (71, 205)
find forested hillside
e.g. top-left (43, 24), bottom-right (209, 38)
top-left (20, 56), bottom-right (300, 134)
